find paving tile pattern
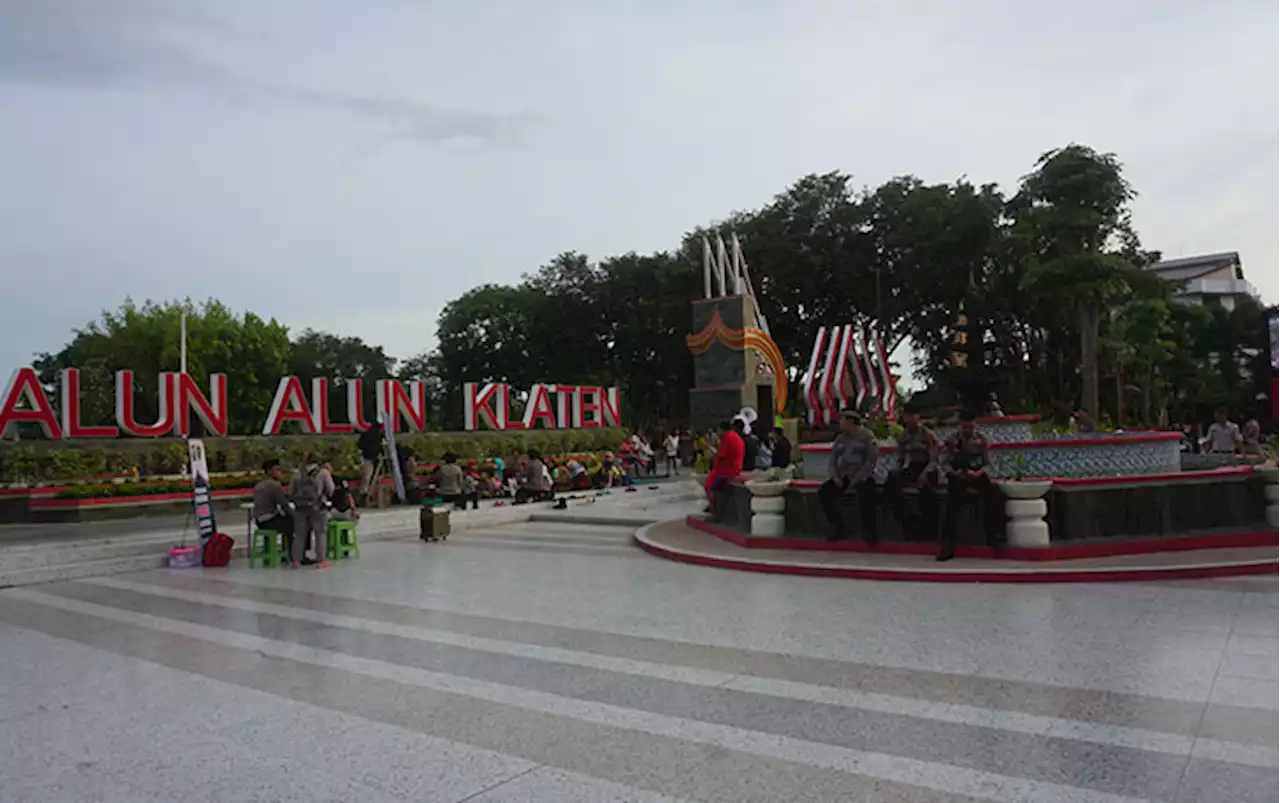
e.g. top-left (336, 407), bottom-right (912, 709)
top-left (0, 495), bottom-right (1275, 802)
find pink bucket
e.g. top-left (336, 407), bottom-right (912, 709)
top-left (168, 545), bottom-right (202, 569)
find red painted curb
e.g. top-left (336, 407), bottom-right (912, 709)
top-left (799, 431), bottom-right (1184, 455)
top-left (29, 488), bottom-right (254, 509)
top-left (684, 516), bottom-right (1279, 562)
top-left (637, 533), bottom-right (1279, 584)
top-left (786, 466), bottom-right (1257, 490)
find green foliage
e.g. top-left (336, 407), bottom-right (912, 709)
top-left (0, 429), bottom-right (629, 485)
top-left (17, 142), bottom-right (1267, 444)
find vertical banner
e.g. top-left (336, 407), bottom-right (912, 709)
top-left (380, 411), bottom-right (406, 502)
top-left (186, 438), bottom-right (216, 541)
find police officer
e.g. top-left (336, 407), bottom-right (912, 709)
top-left (817, 410), bottom-right (880, 544)
top-left (884, 403), bottom-right (939, 538)
top-left (939, 409), bottom-right (1005, 561)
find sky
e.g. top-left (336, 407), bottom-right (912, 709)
top-left (1, 0), bottom-right (1276, 377)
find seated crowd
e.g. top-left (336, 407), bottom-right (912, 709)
top-left (702, 405), bottom-right (1006, 562)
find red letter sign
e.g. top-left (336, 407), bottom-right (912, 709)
top-left (115, 370), bottom-right (175, 437)
top-left (312, 378), bottom-right (354, 435)
top-left (0, 368), bottom-right (62, 439)
top-left (263, 376), bottom-right (315, 434)
top-left (522, 384), bottom-right (558, 429)
top-left (463, 382), bottom-right (508, 430)
top-left (60, 368), bottom-right (119, 438)
top-left (173, 373), bottom-right (228, 437)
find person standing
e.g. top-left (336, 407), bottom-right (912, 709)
top-left (884, 404), bottom-right (939, 538)
top-left (663, 431), bottom-right (680, 476)
top-left (288, 453), bottom-right (334, 568)
top-left (356, 423), bottom-right (383, 501)
top-left (678, 429), bottom-right (694, 467)
top-left (252, 459), bottom-right (295, 556)
top-left (1242, 411), bottom-right (1263, 457)
top-left (817, 411), bottom-right (880, 544)
top-left (938, 411), bottom-right (1005, 562)
top-left (1203, 407), bottom-right (1243, 455)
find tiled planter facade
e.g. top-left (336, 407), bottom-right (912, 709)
top-left (801, 432), bottom-right (1183, 483)
top-left (709, 471), bottom-right (1271, 545)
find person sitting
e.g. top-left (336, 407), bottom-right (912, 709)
top-left (567, 458), bottom-right (591, 490)
top-left (737, 419), bottom-right (760, 472)
top-left (459, 470), bottom-right (480, 509)
top-left (252, 458), bottom-right (295, 556)
top-left (938, 410), bottom-right (1006, 561)
top-left (515, 449), bottom-right (555, 503)
top-left (434, 451), bottom-right (478, 510)
top-left (478, 469), bottom-right (503, 498)
top-left (884, 404), bottom-right (939, 539)
top-left (704, 419), bottom-right (744, 519)
top-left (817, 410), bottom-right (879, 544)
top-left (324, 462), bottom-right (359, 522)
top-left (770, 427), bottom-right (792, 469)
top-left (753, 424), bottom-right (773, 470)
top-left (396, 444), bottom-right (420, 503)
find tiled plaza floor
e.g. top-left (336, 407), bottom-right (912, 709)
top-left (0, 516), bottom-right (1276, 802)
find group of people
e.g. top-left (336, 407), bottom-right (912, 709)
top-left (1186, 407), bottom-right (1267, 457)
top-left (702, 405), bottom-right (1001, 562)
top-left (251, 453), bottom-right (359, 569)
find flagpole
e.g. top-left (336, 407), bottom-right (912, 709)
top-left (179, 312), bottom-right (187, 374)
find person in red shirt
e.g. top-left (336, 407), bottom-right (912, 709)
top-left (704, 419), bottom-right (744, 519)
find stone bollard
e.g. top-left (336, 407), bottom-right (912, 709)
top-left (745, 479), bottom-right (789, 537)
top-left (998, 480), bottom-right (1053, 547)
top-left (1259, 467), bottom-right (1278, 528)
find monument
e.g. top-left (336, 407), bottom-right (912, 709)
top-left (686, 234), bottom-right (786, 431)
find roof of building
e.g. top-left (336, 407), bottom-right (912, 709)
top-left (1146, 251), bottom-right (1243, 283)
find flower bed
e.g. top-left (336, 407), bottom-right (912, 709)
top-left (0, 428), bottom-right (628, 485)
top-left (38, 451), bottom-right (619, 502)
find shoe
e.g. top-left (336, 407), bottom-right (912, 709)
top-left (936, 550), bottom-right (955, 562)
top-left (301, 557), bottom-right (317, 566)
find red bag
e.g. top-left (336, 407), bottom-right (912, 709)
top-left (202, 532), bottom-right (234, 567)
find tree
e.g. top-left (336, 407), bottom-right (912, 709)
top-left (1011, 145), bottom-right (1145, 419)
top-left (33, 299), bottom-right (293, 435)
top-left (287, 329), bottom-right (396, 424)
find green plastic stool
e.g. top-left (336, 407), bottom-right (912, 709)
top-left (249, 529), bottom-right (282, 568)
top-left (326, 519), bottom-right (360, 560)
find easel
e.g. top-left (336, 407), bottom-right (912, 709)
top-left (366, 452), bottom-right (392, 508)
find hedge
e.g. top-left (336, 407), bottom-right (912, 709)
top-left (0, 428), bottom-right (630, 485)
top-left (50, 451), bottom-right (623, 500)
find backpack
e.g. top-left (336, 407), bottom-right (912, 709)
top-left (202, 532), bottom-right (234, 567)
top-left (292, 466), bottom-right (322, 510)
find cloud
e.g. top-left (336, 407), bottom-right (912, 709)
top-left (0, 0), bottom-right (530, 148)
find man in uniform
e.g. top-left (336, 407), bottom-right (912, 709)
top-left (817, 410), bottom-right (880, 544)
top-left (884, 403), bottom-right (939, 539)
top-left (939, 410), bottom-right (1005, 561)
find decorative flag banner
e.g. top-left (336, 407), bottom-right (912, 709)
top-left (186, 438), bottom-right (216, 542)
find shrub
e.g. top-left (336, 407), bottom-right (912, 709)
top-left (3, 428), bottom-right (629, 485)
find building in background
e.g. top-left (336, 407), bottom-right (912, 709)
top-left (1145, 251), bottom-right (1258, 310)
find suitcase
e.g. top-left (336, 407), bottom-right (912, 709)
top-left (419, 505), bottom-right (451, 541)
